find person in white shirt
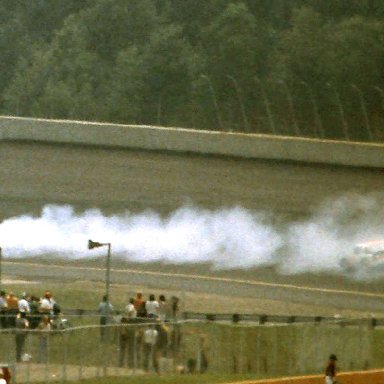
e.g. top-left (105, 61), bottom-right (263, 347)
top-left (18, 293), bottom-right (30, 314)
top-left (143, 326), bottom-right (159, 372)
top-left (39, 291), bottom-right (54, 314)
top-left (0, 290), bottom-right (8, 328)
top-left (0, 372), bottom-right (7, 384)
top-left (158, 295), bottom-right (171, 322)
top-left (125, 298), bottom-right (137, 318)
top-left (145, 294), bottom-right (159, 318)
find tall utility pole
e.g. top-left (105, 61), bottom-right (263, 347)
top-left (0, 247), bottom-right (2, 292)
top-left (88, 240), bottom-right (112, 303)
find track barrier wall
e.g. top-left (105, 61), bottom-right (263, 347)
top-left (0, 116), bottom-right (384, 168)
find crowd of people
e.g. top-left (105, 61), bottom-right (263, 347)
top-left (0, 290), bottom-right (60, 329)
top-left (0, 289), bottom-right (341, 381)
top-left (98, 292), bottom-right (186, 373)
top-left (0, 290), bottom-right (59, 363)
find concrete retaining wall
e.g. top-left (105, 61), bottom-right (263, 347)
top-left (0, 116), bottom-right (383, 168)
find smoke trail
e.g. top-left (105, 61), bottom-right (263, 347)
top-left (1, 194), bottom-right (383, 276)
top-left (283, 194), bottom-right (384, 275)
top-left (0, 205), bottom-right (282, 269)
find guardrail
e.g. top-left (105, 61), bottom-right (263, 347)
top-left (4, 310), bottom-right (379, 328)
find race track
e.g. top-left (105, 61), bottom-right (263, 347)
top-left (1, 141), bottom-right (384, 314)
top-left (1, 141), bottom-right (383, 220)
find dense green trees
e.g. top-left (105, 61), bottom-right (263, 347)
top-left (1, 0), bottom-right (384, 141)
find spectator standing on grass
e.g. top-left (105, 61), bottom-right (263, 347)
top-left (137, 301), bottom-right (147, 318)
top-left (15, 311), bottom-right (29, 362)
top-left (98, 295), bottom-right (113, 342)
top-left (18, 293), bottom-right (30, 314)
top-left (170, 296), bottom-right (180, 321)
top-left (37, 315), bottom-right (51, 363)
top-left (119, 317), bottom-right (135, 368)
top-left (0, 372), bottom-right (7, 384)
top-left (158, 295), bottom-right (170, 322)
top-left (1, 367), bottom-right (11, 384)
top-left (39, 291), bottom-right (55, 315)
top-left (125, 298), bottom-right (137, 318)
top-left (0, 290), bottom-right (8, 328)
top-left (7, 292), bottom-right (19, 328)
top-left (145, 294), bottom-right (159, 318)
top-left (143, 325), bottom-right (159, 373)
top-left (133, 293), bottom-right (144, 311)
top-left (28, 296), bottom-right (41, 329)
top-left (325, 354), bottom-right (338, 384)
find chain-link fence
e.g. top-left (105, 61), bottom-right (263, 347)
top-left (1, 319), bottom-right (384, 383)
top-left (176, 77), bottom-right (384, 143)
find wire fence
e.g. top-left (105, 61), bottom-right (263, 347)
top-left (187, 77), bottom-right (384, 143)
top-left (1, 319), bottom-right (384, 383)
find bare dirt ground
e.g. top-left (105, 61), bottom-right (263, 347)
top-left (1, 141), bottom-right (384, 316)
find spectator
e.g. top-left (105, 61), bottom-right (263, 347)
top-left (137, 301), bottom-right (147, 318)
top-left (0, 290), bottom-right (8, 328)
top-left (197, 336), bottom-right (209, 373)
top-left (1, 367), bottom-right (10, 384)
top-left (168, 323), bottom-right (182, 359)
top-left (15, 312), bottom-right (29, 362)
top-left (7, 292), bottom-right (19, 328)
top-left (0, 372), bottom-right (6, 384)
top-left (98, 295), bottom-right (113, 342)
top-left (125, 298), bottom-right (137, 319)
top-left (28, 296), bottom-right (41, 329)
top-left (325, 354), bottom-right (337, 384)
top-left (170, 296), bottom-right (180, 321)
top-left (133, 293), bottom-right (144, 311)
top-left (155, 322), bottom-right (169, 358)
top-left (118, 317), bottom-right (135, 368)
top-left (37, 315), bottom-right (51, 363)
top-left (18, 292), bottom-right (30, 314)
top-left (158, 295), bottom-right (170, 322)
top-left (143, 325), bottom-right (159, 373)
top-left (145, 294), bottom-right (159, 318)
top-left (39, 291), bottom-right (55, 315)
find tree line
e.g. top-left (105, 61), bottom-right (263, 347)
top-left (1, 0), bottom-right (384, 141)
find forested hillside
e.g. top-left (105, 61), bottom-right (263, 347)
top-left (1, 0), bottom-right (384, 141)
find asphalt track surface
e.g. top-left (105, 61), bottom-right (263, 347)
top-left (3, 260), bottom-right (384, 314)
top-left (1, 141), bottom-right (384, 219)
top-left (1, 141), bottom-right (384, 313)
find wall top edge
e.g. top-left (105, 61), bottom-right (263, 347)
top-left (0, 115), bottom-right (383, 148)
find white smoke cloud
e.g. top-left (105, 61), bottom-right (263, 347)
top-left (1, 194), bottom-right (383, 276)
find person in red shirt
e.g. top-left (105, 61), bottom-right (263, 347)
top-left (2, 366), bottom-right (11, 384)
top-left (325, 354), bottom-right (337, 384)
top-left (133, 293), bottom-right (144, 311)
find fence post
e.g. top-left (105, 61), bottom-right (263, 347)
top-left (78, 327), bottom-right (83, 381)
top-left (61, 331), bottom-right (68, 383)
top-left (133, 325), bottom-right (137, 374)
top-left (256, 328), bottom-right (260, 376)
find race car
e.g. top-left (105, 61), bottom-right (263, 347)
top-left (339, 240), bottom-right (384, 276)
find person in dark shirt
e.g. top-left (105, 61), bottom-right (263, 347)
top-left (325, 354), bottom-right (337, 384)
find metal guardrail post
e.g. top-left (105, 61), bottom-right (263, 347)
top-left (62, 331), bottom-right (68, 383)
top-left (78, 327), bottom-right (83, 381)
